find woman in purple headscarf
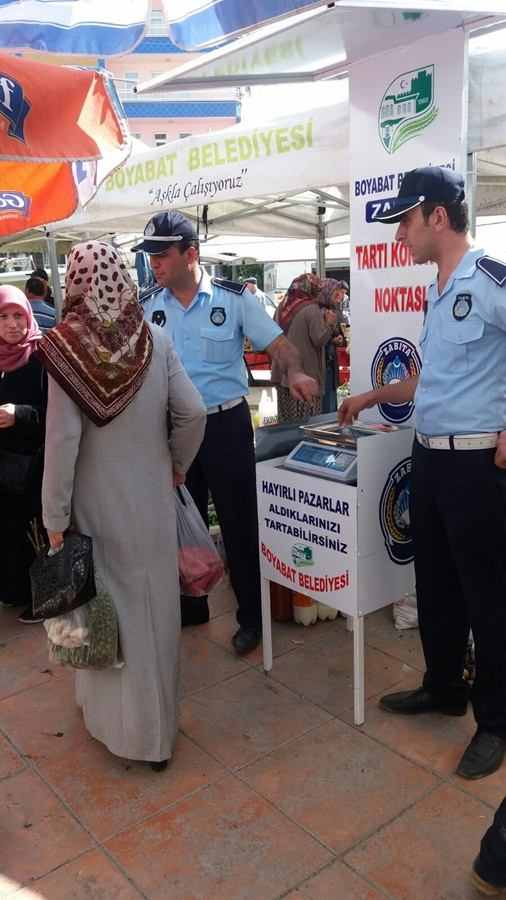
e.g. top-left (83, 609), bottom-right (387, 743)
top-left (0, 286), bottom-right (46, 623)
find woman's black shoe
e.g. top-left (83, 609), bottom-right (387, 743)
top-left (472, 797), bottom-right (506, 893)
top-left (150, 760), bottom-right (169, 772)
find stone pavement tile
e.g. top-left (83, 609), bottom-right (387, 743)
top-left (180, 630), bottom-right (249, 696)
top-left (105, 775), bottom-right (333, 900)
top-left (345, 782), bottom-right (492, 900)
top-left (0, 606), bottom-right (25, 643)
top-left (339, 675), bottom-right (477, 778)
top-left (6, 849), bottom-right (143, 900)
top-left (449, 762), bottom-right (506, 811)
top-left (0, 734), bottom-right (25, 781)
top-left (267, 629), bottom-right (418, 717)
top-left (208, 576), bottom-right (236, 618)
top-left (0, 627), bottom-right (59, 701)
top-left (0, 676), bottom-right (89, 765)
top-left (38, 732), bottom-right (225, 842)
top-left (361, 608), bottom-right (425, 672)
top-left (239, 719), bottom-right (438, 854)
top-left (201, 611), bottom-right (341, 667)
top-left (0, 770), bottom-right (92, 887)
top-left (180, 668), bottom-right (331, 769)
top-left (285, 860), bottom-right (388, 899)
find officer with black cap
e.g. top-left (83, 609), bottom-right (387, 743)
top-left (339, 166), bottom-right (506, 781)
top-left (134, 210), bottom-right (319, 655)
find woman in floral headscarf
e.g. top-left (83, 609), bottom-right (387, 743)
top-left (272, 273), bottom-right (343, 422)
top-left (0, 286), bottom-right (46, 623)
top-left (39, 241), bottom-right (206, 769)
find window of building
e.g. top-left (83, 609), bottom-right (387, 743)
top-left (154, 133), bottom-right (168, 146)
top-left (117, 72), bottom-right (138, 99)
top-left (179, 132), bottom-right (192, 139)
top-left (148, 9), bottom-right (165, 34)
top-left (131, 133), bottom-right (142, 141)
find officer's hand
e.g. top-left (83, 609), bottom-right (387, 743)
top-left (495, 432), bottom-right (506, 469)
top-left (338, 393), bottom-right (372, 426)
top-left (0, 403), bottom-right (15, 428)
top-left (287, 372), bottom-right (319, 402)
top-left (173, 468), bottom-right (185, 487)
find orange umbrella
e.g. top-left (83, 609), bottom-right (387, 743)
top-left (0, 53), bottom-right (128, 238)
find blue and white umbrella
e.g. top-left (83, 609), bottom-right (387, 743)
top-left (0, 0), bottom-right (317, 55)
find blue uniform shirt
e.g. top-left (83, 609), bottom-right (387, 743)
top-left (141, 268), bottom-right (281, 408)
top-left (30, 299), bottom-right (56, 333)
top-left (415, 248), bottom-right (506, 435)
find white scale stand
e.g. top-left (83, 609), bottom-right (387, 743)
top-left (256, 425), bottom-right (414, 725)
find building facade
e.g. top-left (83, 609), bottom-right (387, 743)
top-left (107, 1), bottom-right (241, 147)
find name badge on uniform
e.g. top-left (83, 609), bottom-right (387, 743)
top-left (453, 293), bottom-right (472, 320)
top-left (210, 307), bottom-right (226, 326)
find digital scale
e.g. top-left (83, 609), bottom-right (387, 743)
top-left (283, 421), bottom-right (397, 483)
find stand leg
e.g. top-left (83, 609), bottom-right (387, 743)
top-left (353, 614), bottom-right (365, 725)
top-left (261, 577), bottom-right (273, 672)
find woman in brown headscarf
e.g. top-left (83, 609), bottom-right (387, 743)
top-left (39, 241), bottom-right (206, 769)
top-left (271, 273), bottom-right (343, 422)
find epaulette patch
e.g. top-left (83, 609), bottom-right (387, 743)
top-left (211, 277), bottom-right (246, 295)
top-left (139, 284), bottom-right (163, 305)
top-left (476, 256), bottom-right (506, 287)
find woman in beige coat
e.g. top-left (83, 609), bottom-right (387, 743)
top-left (40, 242), bottom-right (206, 770)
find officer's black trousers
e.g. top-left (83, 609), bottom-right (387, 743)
top-left (411, 440), bottom-right (506, 737)
top-left (185, 400), bottom-right (261, 631)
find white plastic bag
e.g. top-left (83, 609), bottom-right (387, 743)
top-left (44, 607), bottom-right (89, 648)
top-left (175, 486), bottom-right (224, 597)
top-left (258, 389), bottom-right (278, 426)
top-left (393, 592), bottom-right (418, 630)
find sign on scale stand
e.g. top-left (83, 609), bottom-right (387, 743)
top-left (257, 427), bottom-right (414, 725)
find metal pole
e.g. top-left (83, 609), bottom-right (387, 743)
top-left (467, 150), bottom-right (477, 239)
top-left (315, 201), bottom-right (326, 277)
top-left (46, 235), bottom-right (64, 322)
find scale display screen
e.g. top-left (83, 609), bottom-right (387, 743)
top-left (284, 441), bottom-right (357, 482)
top-left (293, 444), bottom-right (350, 471)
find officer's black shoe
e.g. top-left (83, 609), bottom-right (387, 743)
top-left (456, 731), bottom-right (506, 780)
top-left (232, 627), bottom-right (261, 656)
top-left (471, 797), bottom-right (506, 894)
top-left (379, 686), bottom-right (469, 717)
top-left (472, 859), bottom-right (506, 895)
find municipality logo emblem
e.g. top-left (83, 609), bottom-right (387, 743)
top-left (379, 65), bottom-right (438, 154)
top-left (371, 337), bottom-right (421, 424)
top-left (291, 543), bottom-right (313, 567)
top-left (379, 457), bottom-right (413, 565)
top-left (0, 74), bottom-right (31, 143)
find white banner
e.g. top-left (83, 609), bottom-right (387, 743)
top-left (65, 104), bottom-right (347, 233)
top-left (349, 29), bottom-right (467, 424)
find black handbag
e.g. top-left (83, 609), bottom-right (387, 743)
top-left (0, 448), bottom-right (40, 495)
top-left (30, 531), bottom-right (96, 619)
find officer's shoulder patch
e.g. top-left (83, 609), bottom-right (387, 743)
top-left (210, 277), bottom-right (246, 296)
top-left (139, 284), bottom-right (163, 305)
top-left (476, 256), bottom-right (506, 287)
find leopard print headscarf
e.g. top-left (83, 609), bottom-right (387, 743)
top-left (39, 241), bottom-right (152, 426)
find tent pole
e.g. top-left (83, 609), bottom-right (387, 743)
top-left (46, 235), bottom-right (63, 322)
top-left (315, 201), bottom-right (326, 277)
top-left (467, 150), bottom-right (477, 238)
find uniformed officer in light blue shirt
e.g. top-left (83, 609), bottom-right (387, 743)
top-left (339, 167), bottom-right (506, 782)
top-left (134, 210), bottom-right (318, 656)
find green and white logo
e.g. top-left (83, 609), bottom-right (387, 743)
top-left (291, 543), bottom-right (313, 567)
top-left (379, 65), bottom-right (438, 154)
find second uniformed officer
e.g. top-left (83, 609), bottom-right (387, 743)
top-left (339, 167), bottom-right (506, 780)
top-left (134, 211), bottom-right (319, 656)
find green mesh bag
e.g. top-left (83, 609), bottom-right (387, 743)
top-left (48, 583), bottom-right (120, 670)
